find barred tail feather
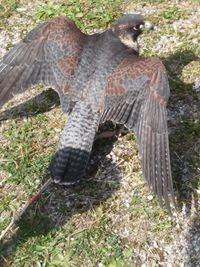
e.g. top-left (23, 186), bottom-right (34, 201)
top-left (50, 102), bottom-right (99, 184)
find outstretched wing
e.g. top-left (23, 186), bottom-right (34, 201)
top-left (0, 16), bottom-right (86, 108)
top-left (101, 56), bottom-right (175, 210)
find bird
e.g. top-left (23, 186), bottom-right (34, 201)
top-left (0, 14), bottom-right (175, 210)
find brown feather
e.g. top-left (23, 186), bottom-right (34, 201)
top-left (102, 56), bottom-right (175, 211)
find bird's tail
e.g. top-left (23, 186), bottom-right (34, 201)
top-left (50, 102), bottom-right (99, 185)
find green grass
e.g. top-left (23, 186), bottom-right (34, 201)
top-left (0, 0), bottom-right (200, 266)
top-left (0, 0), bottom-right (18, 18)
top-left (1, 116), bottom-right (53, 185)
top-left (0, 0), bottom-right (19, 28)
top-left (159, 6), bottom-right (186, 21)
top-left (34, 0), bottom-right (124, 32)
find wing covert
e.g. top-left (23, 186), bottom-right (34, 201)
top-left (0, 16), bottom-right (86, 108)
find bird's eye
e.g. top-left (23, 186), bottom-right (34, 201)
top-left (133, 25), bottom-right (140, 30)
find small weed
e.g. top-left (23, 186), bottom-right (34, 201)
top-left (160, 6), bottom-right (179, 20)
top-left (159, 6), bottom-right (189, 22)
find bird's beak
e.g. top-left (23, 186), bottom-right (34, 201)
top-left (140, 21), bottom-right (154, 32)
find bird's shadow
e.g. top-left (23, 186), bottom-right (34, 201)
top-left (183, 215), bottom-right (200, 266)
top-left (163, 50), bottom-right (200, 214)
top-left (0, 50), bottom-right (200, 265)
top-left (0, 88), bottom-right (60, 121)
top-left (163, 50), bottom-right (200, 265)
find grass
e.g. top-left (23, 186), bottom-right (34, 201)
top-left (0, 0), bottom-right (200, 266)
top-left (0, 0), bottom-right (19, 29)
top-left (34, 0), bottom-right (124, 32)
top-left (0, 0), bottom-right (18, 18)
top-left (1, 115), bottom-right (54, 184)
top-left (159, 6), bottom-right (186, 21)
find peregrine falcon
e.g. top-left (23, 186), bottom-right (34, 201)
top-left (0, 14), bottom-right (175, 210)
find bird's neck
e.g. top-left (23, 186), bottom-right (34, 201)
top-left (106, 29), bottom-right (139, 56)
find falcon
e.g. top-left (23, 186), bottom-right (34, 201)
top-left (0, 14), bottom-right (175, 210)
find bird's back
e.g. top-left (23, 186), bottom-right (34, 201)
top-left (68, 29), bottom-right (137, 106)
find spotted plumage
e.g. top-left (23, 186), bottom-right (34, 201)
top-left (0, 14), bottom-right (175, 210)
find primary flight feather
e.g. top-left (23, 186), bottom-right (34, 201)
top-left (0, 14), bottom-right (175, 210)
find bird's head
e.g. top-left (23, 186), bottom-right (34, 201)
top-left (111, 14), bottom-right (154, 52)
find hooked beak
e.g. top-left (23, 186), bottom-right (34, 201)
top-left (140, 21), bottom-right (154, 32)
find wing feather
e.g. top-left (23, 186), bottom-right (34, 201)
top-left (102, 56), bottom-right (175, 211)
top-left (0, 17), bottom-right (86, 108)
